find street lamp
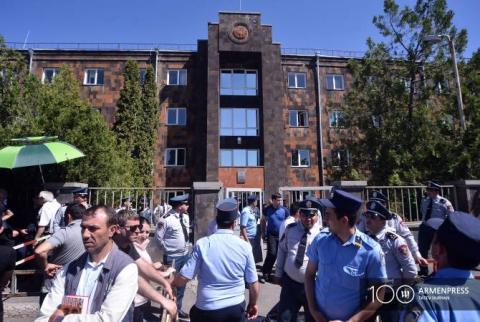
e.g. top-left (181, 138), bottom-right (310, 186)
top-left (423, 34), bottom-right (466, 130)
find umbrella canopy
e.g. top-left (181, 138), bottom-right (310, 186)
top-left (0, 136), bottom-right (85, 169)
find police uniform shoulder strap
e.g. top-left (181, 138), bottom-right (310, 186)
top-left (162, 213), bottom-right (171, 219)
top-left (440, 198), bottom-right (446, 204)
top-left (386, 231), bottom-right (398, 240)
top-left (287, 222), bottom-right (297, 229)
top-left (354, 235), bottom-right (363, 248)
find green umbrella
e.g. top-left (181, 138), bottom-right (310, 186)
top-left (0, 136), bottom-right (85, 183)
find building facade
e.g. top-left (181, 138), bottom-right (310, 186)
top-left (24, 12), bottom-right (354, 198)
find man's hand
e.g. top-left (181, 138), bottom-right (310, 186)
top-left (163, 298), bottom-right (177, 319)
top-left (246, 303), bottom-right (258, 320)
top-left (416, 255), bottom-right (429, 267)
top-left (45, 264), bottom-right (62, 278)
top-left (48, 308), bottom-right (65, 322)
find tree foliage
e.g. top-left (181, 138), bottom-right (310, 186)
top-left (0, 37), bottom-right (134, 186)
top-left (339, 0), bottom-right (468, 184)
top-left (114, 61), bottom-right (159, 186)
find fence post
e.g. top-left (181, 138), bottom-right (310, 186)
top-left (451, 180), bottom-right (480, 213)
top-left (332, 180), bottom-right (368, 200)
top-left (192, 182), bottom-right (223, 242)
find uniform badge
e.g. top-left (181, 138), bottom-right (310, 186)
top-left (372, 192), bottom-right (378, 198)
top-left (398, 244), bottom-right (409, 257)
top-left (306, 201), bottom-right (312, 208)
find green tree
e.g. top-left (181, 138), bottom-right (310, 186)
top-left (339, 0), bottom-right (467, 184)
top-left (39, 66), bottom-right (134, 186)
top-left (456, 50), bottom-right (480, 178)
top-left (113, 60), bottom-right (144, 185)
top-left (1, 36), bottom-right (134, 186)
top-left (138, 65), bottom-right (159, 186)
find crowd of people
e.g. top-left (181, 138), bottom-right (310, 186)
top-left (0, 182), bottom-right (479, 321)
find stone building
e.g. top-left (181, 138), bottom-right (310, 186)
top-left (23, 12), bottom-right (355, 199)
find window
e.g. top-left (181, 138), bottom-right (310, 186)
top-left (326, 74), bottom-right (344, 90)
top-left (291, 149), bottom-right (310, 167)
top-left (220, 149), bottom-right (259, 167)
top-left (220, 69), bottom-right (257, 96)
top-left (289, 110), bottom-right (308, 127)
top-left (329, 110), bottom-right (346, 128)
top-left (331, 149), bottom-right (350, 167)
top-left (371, 115), bottom-right (383, 128)
top-left (166, 108), bottom-right (187, 125)
top-left (42, 68), bottom-right (60, 84)
top-left (83, 69), bottom-right (104, 85)
top-left (167, 69), bottom-right (187, 85)
top-left (139, 69), bottom-right (147, 85)
top-left (220, 108), bottom-right (258, 136)
top-left (165, 148), bottom-right (186, 166)
top-left (288, 72), bottom-right (306, 88)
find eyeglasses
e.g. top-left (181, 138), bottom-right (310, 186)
top-left (123, 224), bottom-right (143, 232)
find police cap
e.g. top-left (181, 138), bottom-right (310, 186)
top-left (169, 194), bottom-right (189, 207)
top-left (429, 212), bottom-right (480, 266)
top-left (72, 187), bottom-right (88, 197)
top-left (216, 198), bottom-right (239, 223)
top-left (247, 195), bottom-right (258, 203)
top-left (319, 189), bottom-right (363, 214)
top-left (368, 190), bottom-right (388, 206)
top-left (366, 200), bottom-right (392, 220)
top-left (426, 181), bottom-right (441, 191)
top-left (298, 197), bottom-right (321, 216)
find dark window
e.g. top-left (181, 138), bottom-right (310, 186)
top-left (165, 148), bottom-right (186, 166)
top-left (220, 69), bottom-right (257, 96)
top-left (291, 149), bottom-right (310, 167)
top-left (331, 149), bottom-right (350, 167)
top-left (220, 149), bottom-right (259, 167)
top-left (289, 110), bottom-right (308, 127)
top-left (167, 69), bottom-right (187, 85)
top-left (329, 110), bottom-right (346, 128)
top-left (326, 75), bottom-right (344, 90)
top-left (288, 72), bottom-right (306, 88)
top-left (166, 108), bottom-right (187, 126)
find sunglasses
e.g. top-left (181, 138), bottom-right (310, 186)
top-left (123, 224), bottom-right (143, 232)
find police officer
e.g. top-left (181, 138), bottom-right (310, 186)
top-left (358, 190), bottom-right (429, 268)
top-left (274, 198), bottom-right (322, 322)
top-left (156, 193), bottom-right (191, 319)
top-left (240, 194), bottom-right (262, 263)
top-left (173, 198), bottom-right (259, 322)
top-left (261, 193), bottom-right (290, 282)
top-left (402, 212), bottom-right (480, 321)
top-left (418, 181), bottom-right (454, 276)
top-left (305, 189), bottom-right (387, 322)
top-left (365, 200), bottom-right (417, 322)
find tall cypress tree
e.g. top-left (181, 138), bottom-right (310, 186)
top-left (138, 65), bottom-right (159, 186)
top-left (113, 60), bottom-right (144, 184)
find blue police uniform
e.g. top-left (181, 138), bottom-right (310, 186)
top-left (402, 213), bottom-right (480, 322)
top-left (358, 190), bottom-right (421, 258)
top-left (240, 205), bottom-right (257, 239)
top-left (180, 198), bottom-right (258, 322)
top-left (306, 189), bottom-right (388, 321)
top-left (307, 229), bottom-right (387, 321)
top-left (155, 193), bottom-right (190, 316)
top-left (418, 181), bottom-right (454, 276)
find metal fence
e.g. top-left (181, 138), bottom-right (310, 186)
top-left (279, 185), bottom-right (457, 222)
top-left (88, 187), bottom-right (190, 210)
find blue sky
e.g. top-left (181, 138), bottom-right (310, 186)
top-left (0, 0), bottom-right (478, 57)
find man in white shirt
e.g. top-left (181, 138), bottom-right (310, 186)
top-left (34, 191), bottom-right (61, 241)
top-left (36, 205), bottom-right (138, 322)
